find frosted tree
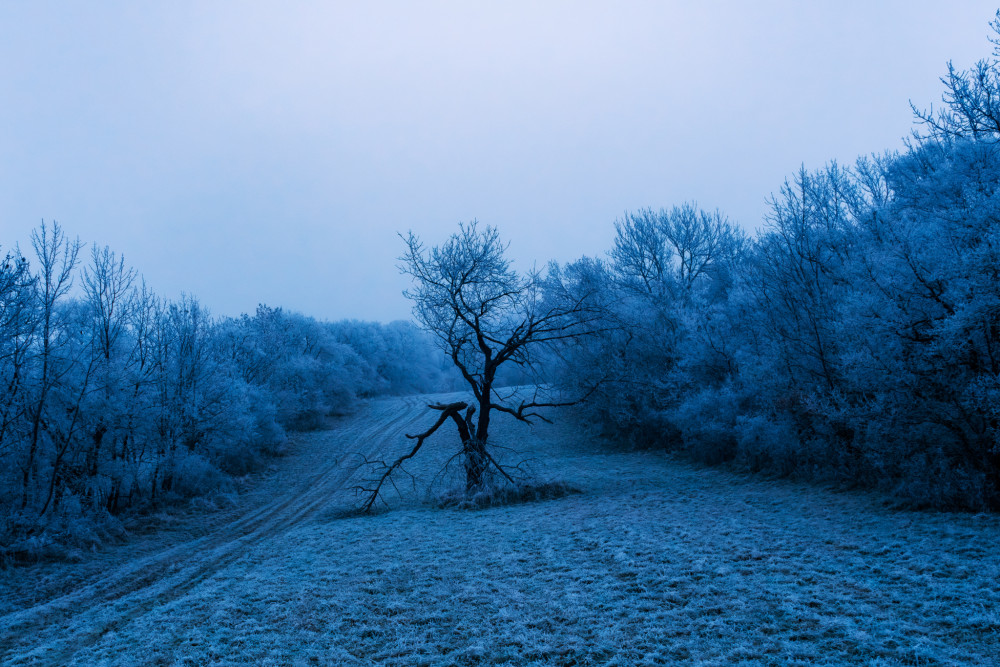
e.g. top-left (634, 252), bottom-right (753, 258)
top-left (0, 248), bottom-right (34, 461)
top-left (357, 221), bottom-right (603, 510)
top-left (911, 10), bottom-right (1000, 143)
top-left (80, 245), bottom-right (137, 512)
top-left (611, 204), bottom-right (743, 299)
top-left (20, 222), bottom-right (83, 510)
top-left (573, 205), bottom-right (745, 447)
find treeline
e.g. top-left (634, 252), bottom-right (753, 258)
top-left (0, 227), bottom-right (453, 560)
top-left (549, 22), bottom-right (1000, 510)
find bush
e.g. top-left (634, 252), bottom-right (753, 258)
top-left (169, 453), bottom-right (232, 499)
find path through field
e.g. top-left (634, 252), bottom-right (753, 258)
top-left (2, 393), bottom-right (998, 665)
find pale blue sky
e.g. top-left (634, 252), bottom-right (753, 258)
top-left (1, 1), bottom-right (996, 321)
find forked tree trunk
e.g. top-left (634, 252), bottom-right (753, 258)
top-left (464, 439), bottom-right (489, 491)
top-left (444, 403), bottom-right (489, 491)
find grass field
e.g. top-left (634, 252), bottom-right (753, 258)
top-left (2, 393), bottom-right (998, 665)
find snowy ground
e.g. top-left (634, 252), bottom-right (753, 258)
top-left (1, 392), bottom-right (999, 666)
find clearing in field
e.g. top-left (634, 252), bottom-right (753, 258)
top-left (1, 393), bottom-right (998, 666)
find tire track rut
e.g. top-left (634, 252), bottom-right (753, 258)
top-left (0, 395), bottom-right (434, 665)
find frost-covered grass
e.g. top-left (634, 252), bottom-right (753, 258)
top-left (1, 393), bottom-right (998, 665)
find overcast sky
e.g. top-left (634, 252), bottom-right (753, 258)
top-left (1, 1), bottom-right (997, 322)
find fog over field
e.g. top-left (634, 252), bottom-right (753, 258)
top-left (3, 3), bottom-right (1000, 665)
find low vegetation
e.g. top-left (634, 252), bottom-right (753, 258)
top-left (548, 15), bottom-right (1000, 510)
top-left (2, 398), bottom-right (996, 665)
top-left (0, 234), bottom-right (456, 562)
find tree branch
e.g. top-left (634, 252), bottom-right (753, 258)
top-left (355, 401), bottom-right (468, 512)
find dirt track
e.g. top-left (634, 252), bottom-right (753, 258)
top-left (0, 395), bottom-right (430, 665)
top-left (2, 394), bottom-right (999, 666)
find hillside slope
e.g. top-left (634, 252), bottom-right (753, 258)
top-left (1, 393), bottom-right (998, 665)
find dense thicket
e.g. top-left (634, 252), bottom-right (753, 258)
top-left (550, 18), bottom-right (1000, 510)
top-left (0, 230), bottom-right (452, 560)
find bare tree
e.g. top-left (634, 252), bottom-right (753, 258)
top-left (21, 222), bottom-right (83, 510)
top-left (611, 204), bottom-right (745, 298)
top-left (357, 222), bottom-right (603, 511)
top-left (911, 10), bottom-right (1000, 142)
top-left (81, 245), bottom-right (138, 512)
top-left (0, 248), bottom-right (35, 459)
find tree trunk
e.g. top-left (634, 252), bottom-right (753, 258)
top-left (440, 400), bottom-right (489, 492)
top-left (464, 438), bottom-right (489, 491)
top-left (21, 397), bottom-right (47, 510)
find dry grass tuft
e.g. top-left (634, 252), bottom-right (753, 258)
top-left (434, 479), bottom-right (581, 510)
